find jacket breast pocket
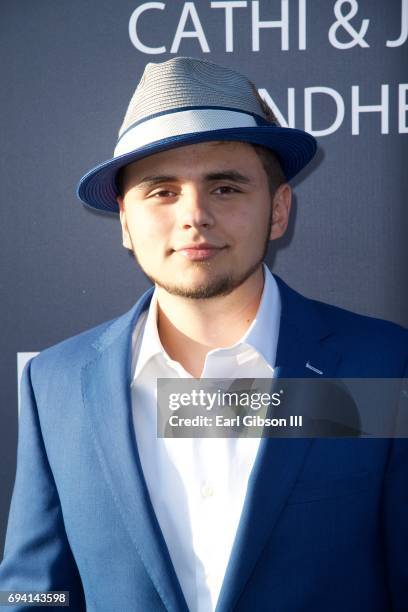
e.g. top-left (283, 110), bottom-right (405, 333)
top-left (286, 470), bottom-right (371, 505)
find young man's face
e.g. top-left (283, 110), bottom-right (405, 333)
top-left (117, 141), bottom-right (291, 299)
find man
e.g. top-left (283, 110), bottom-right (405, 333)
top-left (0, 57), bottom-right (407, 611)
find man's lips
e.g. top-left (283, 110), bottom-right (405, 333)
top-left (173, 243), bottom-right (227, 261)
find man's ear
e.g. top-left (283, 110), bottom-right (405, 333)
top-left (269, 183), bottom-right (292, 240)
top-left (116, 196), bottom-right (133, 250)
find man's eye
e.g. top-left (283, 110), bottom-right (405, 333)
top-left (150, 190), bottom-right (177, 198)
top-left (214, 186), bottom-right (240, 195)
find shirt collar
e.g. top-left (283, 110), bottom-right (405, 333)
top-left (132, 264), bottom-right (281, 381)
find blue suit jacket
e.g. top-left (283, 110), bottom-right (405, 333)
top-left (0, 276), bottom-right (407, 611)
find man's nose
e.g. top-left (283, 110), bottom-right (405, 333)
top-left (177, 187), bottom-right (215, 230)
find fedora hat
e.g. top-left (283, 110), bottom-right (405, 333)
top-left (77, 57), bottom-right (317, 213)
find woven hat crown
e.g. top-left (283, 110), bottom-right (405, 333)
top-left (118, 57), bottom-right (271, 140)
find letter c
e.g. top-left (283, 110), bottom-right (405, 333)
top-left (129, 2), bottom-right (166, 54)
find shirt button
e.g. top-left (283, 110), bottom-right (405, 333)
top-left (201, 483), bottom-right (215, 498)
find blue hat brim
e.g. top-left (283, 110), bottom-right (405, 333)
top-left (77, 126), bottom-right (317, 214)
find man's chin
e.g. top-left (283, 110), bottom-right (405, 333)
top-left (154, 275), bottom-right (237, 299)
top-left (148, 262), bottom-right (263, 300)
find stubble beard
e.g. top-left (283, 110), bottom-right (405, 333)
top-left (152, 257), bottom-right (263, 299)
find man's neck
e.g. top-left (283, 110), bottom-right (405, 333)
top-left (155, 266), bottom-right (265, 377)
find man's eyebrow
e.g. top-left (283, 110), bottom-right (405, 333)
top-left (204, 171), bottom-right (252, 184)
top-left (135, 175), bottom-right (178, 189)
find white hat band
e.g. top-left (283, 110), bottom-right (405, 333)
top-left (113, 108), bottom-right (257, 158)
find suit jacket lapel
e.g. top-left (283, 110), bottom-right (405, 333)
top-left (274, 274), bottom-right (341, 379)
top-left (81, 289), bottom-right (189, 612)
top-left (216, 275), bottom-right (341, 612)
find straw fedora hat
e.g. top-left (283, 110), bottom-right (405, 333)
top-left (77, 57), bottom-right (317, 213)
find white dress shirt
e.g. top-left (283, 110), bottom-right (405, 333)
top-left (130, 265), bottom-right (281, 612)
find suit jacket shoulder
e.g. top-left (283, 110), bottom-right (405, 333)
top-left (30, 289), bottom-right (153, 382)
top-left (274, 274), bottom-right (407, 377)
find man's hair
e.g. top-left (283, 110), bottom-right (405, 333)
top-left (251, 145), bottom-right (286, 196)
top-left (116, 86), bottom-right (286, 198)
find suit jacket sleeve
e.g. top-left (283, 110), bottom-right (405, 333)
top-left (0, 359), bottom-right (86, 611)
